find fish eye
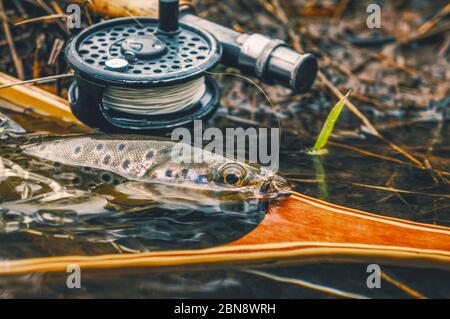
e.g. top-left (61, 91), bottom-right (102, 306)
top-left (220, 164), bottom-right (247, 186)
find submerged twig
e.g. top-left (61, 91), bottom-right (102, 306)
top-left (299, 141), bottom-right (450, 178)
top-left (327, 141), bottom-right (405, 165)
top-left (243, 269), bottom-right (369, 299)
top-left (380, 271), bottom-right (427, 299)
top-left (290, 178), bottom-right (450, 200)
top-left (380, 136), bottom-right (424, 168)
top-left (349, 182), bottom-right (450, 199)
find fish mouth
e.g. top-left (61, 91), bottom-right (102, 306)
top-left (259, 175), bottom-right (293, 197)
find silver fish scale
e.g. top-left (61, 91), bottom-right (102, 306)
top-left (24, 137), bottom-right (176, 179)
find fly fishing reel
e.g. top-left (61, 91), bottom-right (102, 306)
top-left (66, 0), bottom-right (318, 133)
top-left (66, 0), bottom-right (221, 132)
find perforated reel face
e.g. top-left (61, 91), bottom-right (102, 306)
top-left (67, 17), bottom-right (221, 85)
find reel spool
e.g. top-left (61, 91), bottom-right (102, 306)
top-left (66, 0), bottom-right (222, 133)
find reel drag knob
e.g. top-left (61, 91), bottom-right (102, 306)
top-left (121, 35), bottom-right (168, 60)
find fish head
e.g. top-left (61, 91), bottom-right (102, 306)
top-left (210, 162), bottom-right (293, 198)
top-left (142, 154), bottom-right (292, 199)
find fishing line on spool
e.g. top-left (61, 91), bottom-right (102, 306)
top-left (96, 14), bottom-right (210, 116)
top-left (102, 76), bottom-right (206, 115)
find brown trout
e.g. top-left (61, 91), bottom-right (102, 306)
top-left (22, 135), bottom-right (292, 199)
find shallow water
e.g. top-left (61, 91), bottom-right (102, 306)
top-left (1, 0), bottom-right (449, 299)
top-left (0, 99), bottom-right (449, 298)
top-left (0, 137), bottom-right (267, 254)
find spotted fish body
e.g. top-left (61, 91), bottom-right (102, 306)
top-left (22, 136), bottom-right (176, 181)
top-left (22, 135), bottom-right (292, 197)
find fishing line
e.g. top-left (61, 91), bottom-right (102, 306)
top-left (102, 76), bottom-right (206, 115)
top-left (202, 70), bottom-right (282, 173)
